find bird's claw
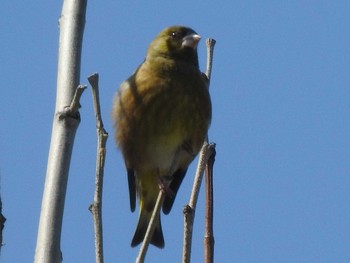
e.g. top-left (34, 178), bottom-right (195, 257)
top-left (158, 176), bottom-right (174, 197)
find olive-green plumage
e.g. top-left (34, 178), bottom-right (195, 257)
top-left (113, 26), bottom-right (211, 248)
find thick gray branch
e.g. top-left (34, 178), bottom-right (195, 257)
top-left (34, 1), bottom-right (87, 263)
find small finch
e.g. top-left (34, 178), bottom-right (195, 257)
top-left (112, 25), bottom-right (212, 248)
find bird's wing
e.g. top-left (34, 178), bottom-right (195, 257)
top-left (162, 168), bottom-right (188, 214)
top-left (127, 168), bottom-right (136, 212)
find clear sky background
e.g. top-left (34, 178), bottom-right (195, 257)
top-left (1, 1), bottom-right (350, 262)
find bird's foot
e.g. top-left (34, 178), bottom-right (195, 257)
top-left (158, 175), bottom-right (174, 198)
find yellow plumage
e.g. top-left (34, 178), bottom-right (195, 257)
top-left (113, 26), bottom-right (211, 248)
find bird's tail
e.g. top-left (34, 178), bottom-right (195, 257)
top-left (131, 206), bottom-right (165, 248)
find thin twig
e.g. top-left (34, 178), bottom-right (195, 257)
top-left (182, 38), bottom-right (216, 263)
top-left (204, 38), bottom-right (216, 143)
top-left (203, 37), bottom-right (216, 263)
top-left (59, 85), bottom-right (86, 120)
top-left (88, 73), bottom-right (108, 263)
top-left (204, 148), bottom-right (216, 263)
top-left (69, 85), bottom-right (86, 113)
top-left (136, 191), bottom-right (166, 263)
top-left (88, 73), bottom-right (104, 130)
top-left (205, 39), bottom-right (216, 83)
top-left (182, 143), bottom-right (215, 263)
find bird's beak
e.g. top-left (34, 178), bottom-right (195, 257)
top-left (182, 33), bottom-right (201, 49)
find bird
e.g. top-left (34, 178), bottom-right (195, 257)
top-left (112, 25), bottom-right (212, 248)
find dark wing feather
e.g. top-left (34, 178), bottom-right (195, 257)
top-left (162, 168), bottom-right (188, 214)
top-left (127, 168), bottom-right (136, 212)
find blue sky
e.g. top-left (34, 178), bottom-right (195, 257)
top-left (1, 1), bottom-right (350, 262)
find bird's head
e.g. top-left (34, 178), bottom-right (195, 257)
top-left (146, 26), bottom-right (201, 66)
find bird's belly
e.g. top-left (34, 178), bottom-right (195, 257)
top-left (143, 130), bottom-right (184, 172)
top-left (138, 93), bottom-right (205, 170)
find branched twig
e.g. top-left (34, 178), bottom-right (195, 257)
top-left (59, 85), bottom-right (86, 119)
top-left (58, 85), bottom-right (86, 121)
top-left (203, 37), bottom-right (216, 263)
top-left (34, 1), bottom-right (88, 262)
top-left (69, 85), bottom-right (86, 114)
top-left (182, 143), bottom-right (216, 263)
top-left (182, 38), bottom-right (216, 263)
top-left (35, 85), bottom-right (86, 263)
top-left (88, 73), bottom-right (108, 263)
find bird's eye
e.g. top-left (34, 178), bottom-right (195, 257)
top-left (170, 31), bottom-right (180, 39)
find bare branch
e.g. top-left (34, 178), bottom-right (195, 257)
top-left (203, 37), bottom-right (217, 263)
top-left (205, 39), bottom-right (216, 83)
top-left (88, 73), bottom-right (108, 263)
top-left (182, 38), bottom-right (216, 263)
top-left (136, 191), bottom-right (166, 263)
top-left (68, 85), bottom-right (86, 114)
top-left (34, 1), bottom-right (87, 262)
top-left (182, 143), bottom-right (216, 263)
top-left (204, 148), bottom-right (216, 263)
top-left (88, 73), bottom-right (105, 130)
